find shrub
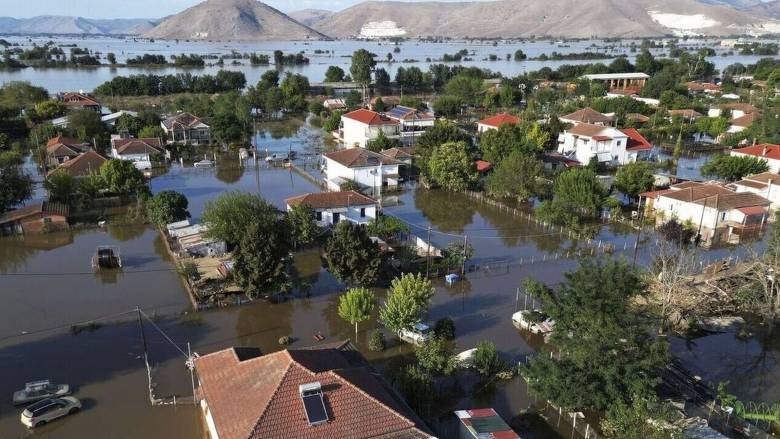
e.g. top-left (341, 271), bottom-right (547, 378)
top-left (433, 317), bottom-right (455, 340)
top-left (473, 341), bottom-right (504, 376)
top-left (278, 335), bottom-right (292, 346)
top-left (369, 330), bottom-right (386, 351)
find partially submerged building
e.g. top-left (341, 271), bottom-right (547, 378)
top-left (285, 191), bottom-right (378, 226)
top-left (161, 112), bottom-right (211, 144)
top-left (45, 135), bottom-right (90, 167)
top-left (557, 123), bottom-right (653, 166)
top-left (322, 148), bottom-right (404, 194)
top-left (454, 408), bottom-right (519, 439)
top-left (110, 136), bottom-right (165, 170)
top-left (0, 202), bottom-right (69, 235)
top-left (47, 150), bottom-right (107, 179)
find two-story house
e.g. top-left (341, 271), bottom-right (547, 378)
top-left (45, 135), bottom-right (90, 167)
top-left (161, 112), bottom-right (211, 144)
top-left (59, 92), bottom-right (101, 112)
top-left (559, 107), bottom-right (615, 126)
top-left (110, 136), bottom-right (165, 170)
top-left (322, 148), bottom-right (403, 195)
top-left (557, 123), bottom-right (652, 166)
top-left (731, 172), bottom-right (780, 211)
top-left (337, 109), bottom-right (400, 148)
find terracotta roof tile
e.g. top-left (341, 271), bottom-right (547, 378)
top-left (732, 144), bottom-right (780, 160)
top-left (112, 138), bottom-right (164, 155)
top-left (285, 191), bottom-right (377, 209)
top-left (621, 128), bottom-right (653, 151)
top-left (0, 201), bottom-right (69, 224)
top-left (323, 148), bottom-right (403, 168)
top-left (48, 151), bottom-right (107, 177)
top-left (560, 107), bottom-right (614, 124)
top-left (60, 92), bottom-right (100, 107)
top-left (566, 123), bottom-right (612, 137)
top-left (478, 113), bottom-right (520, 128)
top-left (342, 109), bottom-right (399, 126)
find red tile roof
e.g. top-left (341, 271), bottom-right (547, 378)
top-left (738, 205), bottom-right (768, 216)
top-left (194, 343), bottom-right (430, 439)
top-left (342, 109), bottom-right (399, 126)
top-left (731, 113), bottom-right (758, 128)
top-left (475, 160), bottom-right (493, 172)
top-left (285, 191), bottom-right (377, 209)
top-left (668, 109), bottom-right (702, 119)
top-left (732, 144), bottom-right (780, 160)
top-left (111, 138), bottom-right (164, 155)
top-left (46, 135), bottom-right (89, 155)
top-left (591, 135), bottom-right (612, 141)
top-left (48, 151), bottom-right (107, 177)
top-left (60, 92), bottom-right (100, 108)
top-left (566, 123), bottom-right (610, 137)
top-left (0, 201), bottom-right (69, 224)
top-left (621, 128), bottom-right (653, 151)
top-left (560, 107), bottom-right (615, 124)
top-left (478, 113), bottom-right (520, 128)
top-left (323, 148), bottom-right (403, 168)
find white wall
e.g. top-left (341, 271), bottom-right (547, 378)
top-left (557, 132), bottom-right (631, 165)
top-left (324, 157), bottom-right (400, 189)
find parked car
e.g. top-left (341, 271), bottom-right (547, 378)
top-left (264, 152), bottom-right (294, 163)
top-left (20, 396), bottom-right (81, 428)
top-left (13, 380), bottom-right (70, 405)
top-left (399, 322), bottom-right (434, 345)
top-left (512, 310), bottom-right (555, 336)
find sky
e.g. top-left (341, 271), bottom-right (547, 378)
top-left (5, 0), bottom-right (494, 19)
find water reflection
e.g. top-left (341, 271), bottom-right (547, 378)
top-left (414, 188), bottom-right (476, 234)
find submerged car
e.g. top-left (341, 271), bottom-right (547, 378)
top-left (512, 310), bottom-right (555, 335)
top-left (20, 396), bottom-right (81, 428)
top-left (13, 380), bottom-right (71, 406)
top-left (399, 322), bottom-right (434, 345)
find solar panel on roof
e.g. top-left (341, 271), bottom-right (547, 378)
top-left (302, 393), bottom-right (328, 426)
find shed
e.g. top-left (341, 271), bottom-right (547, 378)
top-left (0, 202), bottom-right (69, 235)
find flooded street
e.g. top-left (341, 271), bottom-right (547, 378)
top-left (1, 117), bottom-right (778, 438)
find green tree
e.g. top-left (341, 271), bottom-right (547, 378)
top-left (416, 337), bottom-right (457, 376)
top-left (106, 53), bottom-right (117, 64)
top-left (472, 341), bottom-right (504, 376)
top-left (44, 171), bottom-right (76, 204)
top-left (701, 154), bottom-right (769, 181)
top-left (202, 191), bottom-right (279, 246)
top-left (325, 65), bottom-right (346, 83)
top-left (432, 95), bottom-right (462, 118)
top-left (233, 218), bottom-right (290, 299)
top-left (146, 190), bottom-right (189, 227)
top-left (614, 161), bottom-right (655, 201)
top-left (601, 398), bottom-right (682, 439)
top-left (393, 364), bottom-right (436, 419)
top-left (138, 125), bottom-right (166, 140)
top-left (521, 259), bottom-right (670, 411)
top-left (514, 49), bottom-right (527, 61)
top-left (417, 121), bottom-right (471, 163)
top-left (338, 287), bottom-right (375, 338)
top-left (78, 172), bottom-right (105, 198)
top-left (441, 242), bottom-right (475, 270)
top-left (67, 109), bottom-right (107, 145)
top-left (366, 130), bottom-right (401, 152)
top-left (325, 222), bottom-right (381, 286)
top-left (389, 273), bottom-right (435, 312)
top-left (428, 141), bottom-right (478, 191)
top-left (486, 150), bottom-right (543, 201)
top-left (537, 168), bottom-right (606, 227)
top-left (444, 74), bottom-right (484, 105)
top-left (379, 288), bottom-right (421, 334)
top-left (322, 110), bottom-right (344, 132)
top-left (286, 203), bottom-right (320, 248)
top-left (366, 215), bottom-right (410, 240)
top-left (279, 73), bottom-right (309, 111)
top-left (33, 100), bottom-right (65, 121)
top-left (100, 159), bottom-right (146, 195)
top-left (479, 123), bottom-right (542, 164)
top-left (0, 155), bottom-right (32, 212)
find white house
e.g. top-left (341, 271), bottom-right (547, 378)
top-left (337, 109), bottom-right (400, 148)
top-left (321, 148), bottom-right (403, 194)
top-left (731, 172), bottom-right (780, 211)
top-left (161, 112), bottom-right (211, 144)
top-left (110, 136), bottom-right (165, 170)
top-left (285, 191), bottom-right (378, 226)
top-left (477, 113), bottom-right (520, 133)
top-left (385, 105), bottom-right (435, 140)
top-left (730, 144), bottom-right (780, 173)
top-left (559, 107), bottom-right (615, 126)
top-left (581, 72), bottom-right (649, 93)
top-left (557, 123), bottom-right (653, 166)
top-left (649, 181), bottom-right (770, 246)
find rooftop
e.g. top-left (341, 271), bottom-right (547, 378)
top-left (455, 408), bottom-right (519, 439)
top-left (48, 151), bottom-right (107, 177)
top-left (285, 191), bottom-right (377, 209)
top-left (193, 342), bottom-right (431, 439)
top-left (560, 107), bottom-right (615, 124)
top-left (478, 113), bottom-right (520, 128)
top-left (323, 148), bottom-right (403, 168)
top-left (732, 143), bottom-right (780, 160)
top-left (621, 128), bottom-right (653, 151)
top-left (0, 201), bottom-right (69, 225)
top-left (112, 138), bottom-right (164, 155)
top-left (342, 109), bottom-right (399, 126)
top-left (582, 72), bottom-right (650, 80)
top-left (162, 112), bottom-right (210, 129)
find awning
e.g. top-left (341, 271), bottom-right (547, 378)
top-left (737, 206), bottom-right (768, 216)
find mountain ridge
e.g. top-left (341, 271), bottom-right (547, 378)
top-left (0, 16), bottom-right (159, 35)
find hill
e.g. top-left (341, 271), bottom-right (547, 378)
top-left (0, 16), bottom-right (158, 35)
top-left (314, 0), bottom-right (780, 39)
top-left (288, 9), bottom-right (334, 27)
top-left (744, 0), bottom-right (780, 18)
top-left (144, 0), bottom-right (328, 41)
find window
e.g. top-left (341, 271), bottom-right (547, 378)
top-left (720, 212), bottom-right (726, 221)
top-left (617, 140), bottom-right (622, 146)
top-left (360, 208), bottom-right (366, 217)
top-left (315, 211), bottom-right (322, 221)
top-left (333, 212), bottom-right (341, 223)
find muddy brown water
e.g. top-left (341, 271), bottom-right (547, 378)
top-left (1, 119), bottom-right (777, 438)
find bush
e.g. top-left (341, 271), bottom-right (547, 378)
top-left (433, 317), bottom-right (455, 340)
top-left (473, 341), bottom-right (504, 376)
top-left (369, 330), bottom-right (386, 351)
top-left (181, 261), bottom-right (201, 281)
top-left (278, 335), bottom-right (292, 346)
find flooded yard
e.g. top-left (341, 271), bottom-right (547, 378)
top-left (1, 117), bottom-right (778, 438)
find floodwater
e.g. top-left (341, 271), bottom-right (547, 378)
top-left (0, 117), bottom-right (778, 438)
top-left (1, 35), bottom-right (777, 92)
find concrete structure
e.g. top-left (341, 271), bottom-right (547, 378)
top-left (582, 72), bottom-right (649, 93)
top-left (559, 107), bottom-right (615, 126)
top-left (477, 113), bottom-right (520, 133)
top-left (45, 135), bottom-right (90, 167)
top-left (110, 136), bottom-right (165, 170)
top-left (731, 144), bottom-right (780, 173)
top-left (731, 172), bottom-right (780, 211)
top-left (193, 341), bottom-right (431, 439)
top-left (285, 191), bottom-right (378, 226)
top-left (161, 112), bottom-right (211, 144)
top-left (0, 202), bottom-right (69, 235)
top-left (557, 123), bottom-right (653, 166)
top-left (645, 181), bottom-right (770, 246)
top-left (337, 109), bottom-right (400, 148)
top-left (322, 148), bottom-right (403, 194)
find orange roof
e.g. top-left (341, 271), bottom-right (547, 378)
top-left (111, 138), bottom-right (164, 155)
top-left (738, 205), bottom-right (768, 216)
top-left (193, 343), bottom-right (430, 439)
top-left (323, 148), bottom-right (402, 168)
top-left (285, 191), bottom-right (377, 209)
top-left (732, 144), bottom-right (780, 160)
top-left (0, 201), bottom-right (69, 225)
top-left (46, 135), bottom-right (89, 155)
top-left (342, 109), bottom-right (398, 126)
top-left (48, 151), bottom-right (107, 177)
top-left (478, 113), bottom-right (520, 128)
top-left (475, 160), bottom-right (493, 172)
top-left (560, 107), bottom-right (614, 124)
top-left (731, 113), bottom-right (758, 128)
top-left (621, 128), bottom-right (653, 151)
top-left (60, 92), bottom-right (100, 107)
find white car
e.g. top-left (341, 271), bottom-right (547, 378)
top-left (399, 323), bottom-right (434, 345)
top-left (21, 396), bottom-right (81, 428)
top-left (13, 380), bottom-right (70, 405)
top-left (512, 310), bottom-right (555, 335)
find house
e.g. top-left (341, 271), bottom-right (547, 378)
top-left (649, 181), bottom-right (770, 246)
top-left (455, 408), bottom-right (519, 439)
top-left (626, 113), bottom-right (650, 125)
top-left (193, 341), bottom-right (431, 439)
top-left (322, 98), bottom-right (346, 111)
top-left (336, 109), bottom-right (400, 148)
top-left (477, 113), bottom-right (520, 133)
top-left (101, 110), bottom-right (138, 127)
top-left (0, 201), bottom-right (69, 235)
top-left (542, 152), bottom-right (580, 171)
top-left (59, 92), bottom-right (101, 112)
top-left (731, 172), bottom-right (780, 210)
top-left (110, 136), bottom-right (165, 170)
top-left (559, 107), bottom-right (615, 126)
top-left (708, 103), bottom-right (757, 120)
top-left (730, 144), bottom-right (780, 173)
top-left (557, 123), bottom-right (653, 166)
top-left (381, 147), bottom-right (414, 166)
top-left (45, 135), bottom-right (90, 167)
top-left (167, 221), bottom-right (225, 257)
top-left (687, 81), bottom-right (721, 95)
top-left (47, 151), bottom-right (107, 178)
top-left (322, 148), bottom-right (403, 194)
top-left (285, 191), bottom-right (378, 226)
top-left (581, 72), bottom-right (650, 93)
top-left (667, 109), bottom-right (703, 121)
top-left (161, 112), bottom-right (211, 144)
top-left (728, 112), bottom-right (758, 134)
top-left (385, 105), bottom-right (435, 140)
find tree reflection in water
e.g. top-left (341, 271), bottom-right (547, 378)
top-left (414, 188), bottom-right (476, 234)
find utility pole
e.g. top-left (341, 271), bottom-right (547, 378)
top-left (461, 234), bottom-right (468, 276)
top-left (425, 226), bottom-right (432, 277)
top-left (187, 342), bottom-right (196, 406)
top-left (136, 306), bottom-right (148, 357)
top-left (632, 205), bottom-right (645, 268)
